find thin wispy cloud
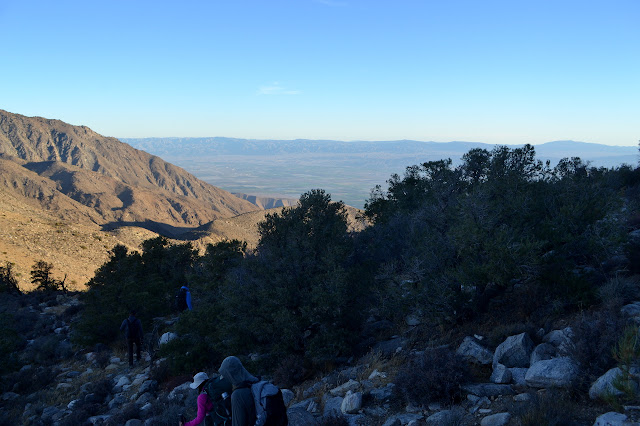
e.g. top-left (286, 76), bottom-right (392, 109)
top-left (258, 82), bottom-right (301, 96)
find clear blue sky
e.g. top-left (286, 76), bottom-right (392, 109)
top-left (1, 0), bottom-right (638, 146)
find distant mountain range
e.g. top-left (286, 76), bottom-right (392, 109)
top-left (121, 137), bottom-right (638, 163)
top-left (122, 137), bottom-right (639, 209)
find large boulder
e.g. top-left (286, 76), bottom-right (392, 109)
top-left (159, 332), bottom-right (177, 345)
top-left (530, 343), bottom-right (557, 365)
top-left (425, 410), bottom-right (461, 425)
top-left (509, 368), bottom-right (529, 387)
top-left (457, 336), bottom-right (494, 365)
top-left (593, 411), bottom-right (631, 426)
top-left (323, 396), bottom-right (343, 418)
top-left (341, 390), bottom-right (363, 414)
top-left (493, 333), bottom-right (535, 368)
top-left (543, 327), bottom-right (574, 354)
top-left (525, 357), bottom-right (579, 388)
top-left (481, 413), bottom-right (511, 426)
top-left (369, 383), bottom-right (395, 401)
top-left (462, 383), bottom-right (515, 397)
top-left (589, 367), bottom-right (638, 400)
top-left (490, 364), bottom-right (512, 384)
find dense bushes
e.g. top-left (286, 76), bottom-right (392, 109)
top-left (74, 237), bottom-right (197, 345)
top-left (71, 145), bottom-right (640, 378)
top-left (395, 347), bottom-right (470, 405)
top-left (216, 190), bottom-right (363, 362)
top-left (362, 145), bottom-right (633, 325)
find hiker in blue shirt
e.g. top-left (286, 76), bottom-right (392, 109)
top-left (177, 285), bottom-right (193, 311)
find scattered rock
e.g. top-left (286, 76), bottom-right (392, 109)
top-left (493, 333), bottom-right (535, 368)
top-left (323, 396), bottom-right (343, 418)
top-left (457, 336), bottom-right (494, 365)
top-left (491, 364), bottom-right (512, 384)
top-left (425, 410), bottom-right (459, 425)
top-left (373, 337), bottom-right (405, 357)
top-left (525, 357), bottom-right (579, 388)
top-left (159, 332), bottom-right (177, 345)
top-left (543, 327), bottom-right (574, 354)
top-left (589, 367), bottom-right (637, 400)
top-left (593, 411), bottom-right (631, 426)
top-left (287, 406), bottom-right (320, 426)
top-left (481, 412), bottom-right (511, 426)
top-left (341, 390), bottom-right (363, 414)
top-left (282, 388), bottom-right (295, 407)
top-left (509, 368), bottom-right (529, 387)
top-left (530, 343), bottom-right (557, 365)
top-left (329, 379), bottom-right (360, 397)
top-left (513, 393), bottom-right (532, 402)
top-left (369, 383), bottom-right (394, 401)
top-left (462, 383), bottom-right (516, 397)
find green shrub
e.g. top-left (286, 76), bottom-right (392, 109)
top-left (395, 346), bottom-right (470, 405)
top-left (512, 390), bottom-right (576, 426)
top-left (568, 309), bottom-right (625, 391)
top-left (105, 403), bottom-right (140, 426)
top-left (0, 314), bottom-right (24, 376)
top-left (0, 262), bottom-right (21, 294)
top-left (272, 355), bottom-right (308, 388)
top-left (598, 275), bottom-right (640, 306)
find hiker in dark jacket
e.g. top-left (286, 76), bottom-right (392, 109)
top-left (219, 356), bottom-right (257, 426)
top-left (119, 310), bottom-right (143, 366)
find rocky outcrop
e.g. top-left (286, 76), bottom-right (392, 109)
top-left (4, 294), bottom-right (640, 426)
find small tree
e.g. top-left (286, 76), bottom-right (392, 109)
top-left (0, 262), bottom-right (21, 294)
top-left (30, 260), bottom-right (64, 291)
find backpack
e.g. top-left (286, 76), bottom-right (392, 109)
top-left (176, 287), bottom-right (188, 311)
top-left (204, 375), bottom-right (233, 426)
top-left (249, 380), bottom-right (288, 426)
top-left (127, 318), bottom-right (140, 339)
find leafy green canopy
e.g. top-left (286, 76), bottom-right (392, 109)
top-left (74, 237), bottom-right (197, 345)
top-left (362, 144), bottom-right (634, 323)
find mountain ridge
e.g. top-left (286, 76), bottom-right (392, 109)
top-left (0, 110), bottom-right (271, 290)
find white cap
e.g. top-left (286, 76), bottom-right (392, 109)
top-left (190, 372), bottom-right (209, 389)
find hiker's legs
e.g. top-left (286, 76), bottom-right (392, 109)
top-left (127, 338), bottom-right (134, 366)
top-left (134, 337), bottom-right (141, 362)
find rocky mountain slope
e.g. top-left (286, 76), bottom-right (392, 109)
top-left (0, 292), bottom-right (636, 425)
top-left (0, 110), bottom-right (265, 289)
top-left (0, 109), bottom-right (259, 226)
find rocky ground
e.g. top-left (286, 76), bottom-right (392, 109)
top-left (1, 292), bottom-right (639, 425)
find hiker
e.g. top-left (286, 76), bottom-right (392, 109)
top-left (119, 310), bottom-right (143, 366)
top-left (177, 285), bottom-right (193, 311)
top-left (219, 356), bottom-right (257, 426)
top-left (180, 372), bottom-right (211, 426)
